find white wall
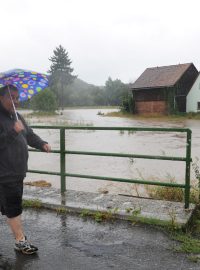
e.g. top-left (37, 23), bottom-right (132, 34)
top-left (186, 74), bottom-right (200, 112)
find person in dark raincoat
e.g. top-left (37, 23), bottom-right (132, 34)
top-left (0, 85), bottom-right (51, 254)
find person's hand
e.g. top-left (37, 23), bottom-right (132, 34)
top-left (13, 120), bottom-right (24, 133)
top-left (42, 143), bottom-right (51, 153)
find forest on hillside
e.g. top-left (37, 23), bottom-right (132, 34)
top-left (27, 45), bottom-right (133, 112)
top-left (50, 76), bottom-right (130, 107)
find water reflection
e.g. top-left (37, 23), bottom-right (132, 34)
top-left (14, 252), bottom-right (39, 270)
top-left (0, 255), bottom-right (13, 270)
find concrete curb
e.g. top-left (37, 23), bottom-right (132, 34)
top-left (23, 185), bottom-right (195, 227)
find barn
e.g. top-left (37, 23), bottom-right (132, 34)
top-left (130, 63), bottom-right (198, 114)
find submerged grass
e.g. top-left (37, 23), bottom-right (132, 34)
top-left (25, 111), bottom-right (58, 117)
top-left (24, 180), bottom-right (52, 187)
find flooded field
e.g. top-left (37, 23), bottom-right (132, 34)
top-left (21, 108), bottom-right (200, 197)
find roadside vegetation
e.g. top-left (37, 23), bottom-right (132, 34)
top-left (22, 199), bottom-right (42, 208)
top-left (105, 110), bottom-right (200, 120)
top-left (145, 182), bottom-right (199, 204)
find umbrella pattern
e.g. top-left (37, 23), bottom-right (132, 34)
top-left (0, 69), bottom-right (49, 102)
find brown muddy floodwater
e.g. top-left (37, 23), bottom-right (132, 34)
top-left (21, 108), bottom-right (200, 197)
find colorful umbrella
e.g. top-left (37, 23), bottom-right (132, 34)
top-left (0, 68), bottom-right (49, 102)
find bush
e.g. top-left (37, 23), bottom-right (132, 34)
top-left (30, 88), bottom-right (58, 112)
top-left (120, 93), bottom-right (134, 113)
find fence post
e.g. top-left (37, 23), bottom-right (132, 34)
top-left (60, 127), bottom-right (66, 193)
top-left (185, 129), bottom-right (192, 209)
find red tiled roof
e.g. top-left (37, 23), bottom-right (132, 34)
top-left (131, 63), bottom-right (193, 89)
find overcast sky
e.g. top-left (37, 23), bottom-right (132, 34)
top-left (1, 0), bottom-right (200, 85)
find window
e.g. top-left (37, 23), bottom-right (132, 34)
top-left (197, 102), bottom-right (200, 110)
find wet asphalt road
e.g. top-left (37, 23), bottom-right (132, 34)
top-left (0, 209), bottom-right (199, 270)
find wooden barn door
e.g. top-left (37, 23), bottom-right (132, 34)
top-left (175, 96), bottom-right (186, 112)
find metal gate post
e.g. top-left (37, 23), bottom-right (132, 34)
top-left (60, 128), bottom-right (66, 193)
top-left (185, 129), bottom-right (192, 208)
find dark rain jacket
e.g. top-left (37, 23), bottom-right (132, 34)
top-left (0, 102), bottom-right (47, 182)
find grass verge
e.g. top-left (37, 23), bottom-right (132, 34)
top-left (105, 111), bottom-right (200, 120)
top-left (146, 182), bottom-right (199, 204)
top-left (22, 199), bottom-right (42, 208)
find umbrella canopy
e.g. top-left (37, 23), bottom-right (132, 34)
top-left (0, 68), bottom-right (49, 102)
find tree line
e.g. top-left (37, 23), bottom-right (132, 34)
top-left (26, 45), bottom-right (133, 112)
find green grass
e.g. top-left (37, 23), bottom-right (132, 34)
top-left (146, 180), bottom-right (199, 204)
top-left (127, 214), bottom-right (181, 229)
top-left (188, 255), bottom-right (200, 263)
top-left (64, 106), bottom-right (119, 109)
top-left (22, 199), bottom-right (42, 208)
top-left (147, 185), bottom-right (184, 202)
top-left (80, 209), bottom-right (116, 223)
top-left (171, 231), bottom-right (200, 254)
top-left (105, 111), bottom-right (200, 120)
top-left (56, 207), bottom-right (69, 214)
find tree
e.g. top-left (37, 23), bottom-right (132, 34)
top-left (30, 88), bottom-right (58, 112)
top-left (104, 77), bottom-right (129, 105)
top-left (120, 93), bottom-right (134, 113)
top-left (91, 87), bottom-right (106, 105)
top-left (48, 45), bottom-right (76, 110)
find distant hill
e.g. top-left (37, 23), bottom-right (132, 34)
top-left (68, 78), bottom-right (103, 92)
top-left (63, 77), bottom-right (129, 106)
top-left (63, 78), bottom-right (105, 106)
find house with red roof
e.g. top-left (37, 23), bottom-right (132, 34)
top-left (130, 63), bottom-right (198, 114)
